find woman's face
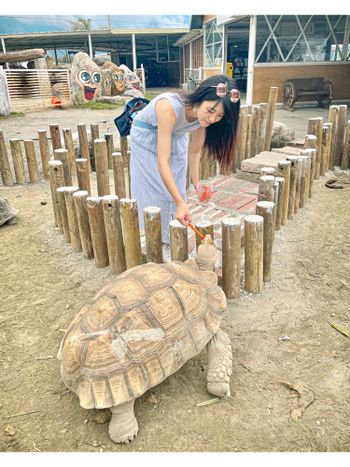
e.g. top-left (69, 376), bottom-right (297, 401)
top-left (196, 100), bottom-right (225, 127)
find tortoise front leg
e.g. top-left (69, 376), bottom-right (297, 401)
top-left (108, 399), bottom-right (138, 444)
top-left (206, 329), bottom-right (232, 398)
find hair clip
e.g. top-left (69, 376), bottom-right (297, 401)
top-left (211, 83), bottom-right (240, 103)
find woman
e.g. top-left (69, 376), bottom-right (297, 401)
top-left (130, 74), bottom-right (240, 243)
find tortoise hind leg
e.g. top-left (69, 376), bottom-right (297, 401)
top-left (108, 399), bottom-right (138, 444)
top-left (206, 329), bottom-right (232, 398)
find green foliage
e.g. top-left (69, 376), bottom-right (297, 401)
top-left (0, 112), bottom-right (25, 119)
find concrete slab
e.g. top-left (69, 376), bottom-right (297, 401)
top-left (240, 151), bottom-right (290, 174)
top-left (272, 146), bottom-right (303, 156)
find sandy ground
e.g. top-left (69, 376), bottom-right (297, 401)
top-left (1, 99), bottom-right (350, 453)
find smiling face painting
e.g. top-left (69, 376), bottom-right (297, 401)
top-left (71, 52), bottom-right (102, 105)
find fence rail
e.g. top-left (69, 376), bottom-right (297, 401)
top-left (4, 69), bottom-right (72, 112)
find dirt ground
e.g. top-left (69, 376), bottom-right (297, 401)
top-left (1, 102), bottom-right (350, 453)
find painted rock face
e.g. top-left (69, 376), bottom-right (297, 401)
top-left (119, 64), bottom-right (145, 95)
top-left (101, 67), bottom-right (112, 96)
top-left (101, 61), bottom-right (126, 95)
top-left (71, 52), bottom-right (102, 104)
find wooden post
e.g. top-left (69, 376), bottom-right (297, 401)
top-left (87, 196), bottom-right (109, 268)
top-left (194, 219), bottom-right (214, 251)
top-left (62, 128), bottom-right (77, 177)
top-left (23, 140), bottom-right (39, 183)
top-left (112, 152), bottom-right (126, 200)
top-left (307, 117), bottom-right (323, 180)
top-left (264, 87), bottom-right (278, 151)
top-left (258, 175), bottom-right (274, 202)
top-left (54, 148), bottom-right (72, 186)
top-left (56, 187), bottom-right (71, 242)
top-left (321, 123), bottom-right (332, 174)
top-left (292, 158), bottom-right (302, 214)
top-left (340, 121), bottom-right (350, 170)
top-left (169, 219), bottom-right (189, 262)
top-left (48, 160), bottom-right (64, 228)
top-left (253, 105), bottom-right (262, 157)
top-left (328, 105), bottom-right (339, 169)
top-left (102, 195), bottom-right (127, 274)
top-left (90, 123), bottom-right (100, 171)
top-left (256, 201), bottom-right (275, 282)
top-left (94, 138), bottom-right (110, 196)
top-left (104, 132), bottom-right (114, 169)
top-left (9, 139), bottom-right (26, 184)
top-left (120, 198), bottom-right (142, 269)
top-left (120, 136), bottom-right (130, 196)
top-left (274, 176), bottom-right (285, 231)
top-left (77, 124), bottom-right (91, 170)
top-left (222, 218), bottom-right (241, 299)
top-left (144, 206), bottom-right (163, 263)
top-left (63, 186), bottom-right (81, 253)
top-left (285, 156), bottom-right (300, 220)
top-left (244, 215), bottom-right (264, 294)
top-left (304, 135), bottom-right (317, 195)
top-left (73, 190), bottom-right (94, 259)
top-left (260, 167), bottom-right (275, 176)
top-left (237, 106), bottom-right (248, 169)
top-left (0, 130), bottom-right (13, 186)
top-left (49, 124), bottom-right (62, 151)
top-left (245, 113), bottom-right (253, 159)
top-left (335, 105), bottom-right (347, 167)
top-left (37, 130), bottom-right (51, 179)
top-left (277, 160), bottom-right (291, 226)
top-left (298, 153), bottom-right (310, 208)
top-left (258, 103), bottom-right (268, 154)
top-left (75, 158), bottom-right (91, 194)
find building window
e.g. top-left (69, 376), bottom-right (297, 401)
top-left (204, 19), bottom-right (223, 67)
top-left (255, 15), bottom-right (347, 63)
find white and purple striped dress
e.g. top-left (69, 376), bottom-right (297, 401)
top-left (130, 92), bottom-right (201, 243)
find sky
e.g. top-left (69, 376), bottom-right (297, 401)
top-left (0, 15), bottom-right (192, 34)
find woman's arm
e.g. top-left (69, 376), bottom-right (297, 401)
top-left (156, 99), bottom-right (192, 225)
top-left (188, 126), bottom-right (205, 192)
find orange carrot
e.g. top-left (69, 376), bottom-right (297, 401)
top-left (188, 223), bottom-right (205, 239)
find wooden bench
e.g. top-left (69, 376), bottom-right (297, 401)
top-left (283, 77), bottom-right (333, 110)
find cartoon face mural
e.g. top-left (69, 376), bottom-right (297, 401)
top-left (101, 61), bottom-right (126, 95)
top-left (101, 67), bottom-right (112, 96)
top-left (71, 52), bottom-right (102, 105)
top-left (119, 64), bottom-right (145, 95)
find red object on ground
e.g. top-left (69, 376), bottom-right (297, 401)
top-left (198, 183), bottom-right (213, 202)
top-left (51, 96), bottom-right (62, 109)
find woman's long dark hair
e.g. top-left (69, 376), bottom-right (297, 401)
top-left (183, 74), bottom-right (240, 171)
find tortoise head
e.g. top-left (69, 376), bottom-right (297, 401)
top-left (195, 234), bottom-right (217, 271)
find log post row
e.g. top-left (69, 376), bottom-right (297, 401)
top-left (307, 117), bottom-right (323, 180)
top-left (335, 105), bottom-right (347, 167)
top-left (48, 160), bottom-right (64, 228)
top-left (169, 220), bottom-right (189, 262)
top-left (327, 105), bottom-right (339, 169)
top-left (77, 124), bottom-right (91, 170)
top-left (49, 124), bottom-right (62, 151)
top-left (264, 87), bottom-right (278, 151)
top-left (112, 152), bottom-right (126, 200)
top-left (90, 123), bottom-right (100, 171)
top-left (120, 136), bottom-right (130, 197)
top-left (87, 196), bottom-right (109, 268)
top-left (63, 186), bottom-right (81, 253)
top-left (304, 135), bottom-right (317, 196)
top-left (258, 103), bottom-right (268, 154)
top-left (277, 160), bottom-right (291, 226)
top-left (321, 123), bottom-right (333, 175)
top-left (244, 214), bottom-right (264, 294)
top-left (237, 106), bottom-right (248, 169)
top-left (222, 218), bottom-right (242, 299)
top-left (94, 139), bottom-right (110, 196)
top-left (102, 195), bottom-right (126, 274)
top-left (245, 113), bottom-right (253, 160)
top-left (62, 128), bottom-right (77, 177)
top-left (0, 130), bottom-right (14, 186)
top-left (54, 148), bottom-right (72, 186)
top-left (297, 153), bottom-right (310, 208)
top-left (37, 130), bottom-right (51, 179)
top-left (74, 190), bottom-right (94, 259)
top-left (75, 158), bottom-right (91, 194)
top-left (285, 156), bottom-right (300, 220)
top-left (274, 176), bottom-right (285, 230)
top-left (256, 201), bottom-right (275, 283)
top-left (104, 132), bottom-right (114, 170)
top-left (9, 139), bottom-right (26, 184)
top-left (56, 187), bottom-right (71, 243)
top-left (120, 198), bottom-right (142, 269)
top-left (340, 121), bottom-right (350, 170)
top-left (144, 206), bottom-right (163, 263)
top-left (23, 140), bottom-right (39, 183)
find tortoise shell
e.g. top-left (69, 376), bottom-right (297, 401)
top-left (58, 260), bottom-right (226, 409)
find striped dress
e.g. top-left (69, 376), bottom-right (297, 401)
top-left (130, 92), bottom-right (201, 243)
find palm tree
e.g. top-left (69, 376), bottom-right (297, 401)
top-left (67, 17), bottom-right (91, 32)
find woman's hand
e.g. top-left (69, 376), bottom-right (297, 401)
top-left (176, 200), bottom-right (192, 226)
